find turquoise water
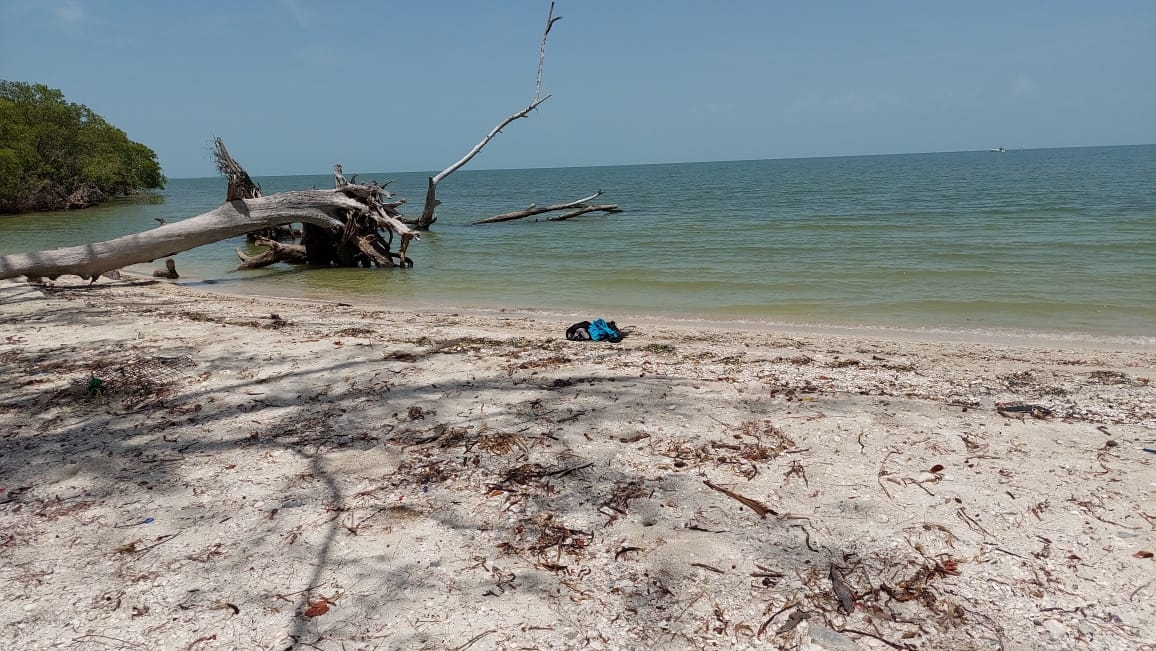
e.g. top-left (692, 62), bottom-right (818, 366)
top-left (2, 145), bottom-right (1154, 341)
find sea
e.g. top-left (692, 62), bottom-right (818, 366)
top-left (2, 145), bottom-right (1154, 345)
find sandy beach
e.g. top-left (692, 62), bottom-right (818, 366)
top-left (1, 276), bottom-right (1154, 651)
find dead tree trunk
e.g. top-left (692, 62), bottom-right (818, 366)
top-left (0, 191), bottom-right (343, 281)
top-left (0, 142), bottom-right (420, 281)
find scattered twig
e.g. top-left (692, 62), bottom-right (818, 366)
top-left (703, 480), bottom-right (776, 518)
top-left (211, 602), bottom-right (241, 615)
top-left (757, 602), bottom-right (797, 638)
top-left (1129, 580), bottom-right (1152, 602)
top-left (986, 545), bottom-right (1026, 559)
top-left (614, 546), bottom-right (642, 561)
top-left (118, 532), bottom-right (182, 555)
top-left (343, 506), bottom-right (391, 535)
top-left (775, 609), bottom-right (809, 635)
top-left (837, 627), bottom-right (916, 650)
top-left (783, 459), bottom-right (809, 486)
top-left (790, 523), bottom-right (819, 552)
top-left (996, 402), bottom-right (1052, 419)
top-left (454, 628), bottom-right (498, 651)
top-left (1070, 498), bottom-right (1139, 530)
top-left (72, 635), bottom-right (149, 650)
top-left (185, 634), bottom-right (217, 651)
top-left (669, 592), bottom-right (705, 628)
top-left (955, 507), bottom-right (992, 537)
top-left (273, 583), bottom-right (327, 603)
top-left (751, 563), bottom-right (784, 579)
top-left (690, 562), bottom-right (724, 574)
top-left (537, 461), bottom-right (594, 478)
top-left (877, 450), bottom-right (898, 500)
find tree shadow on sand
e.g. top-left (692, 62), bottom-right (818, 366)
top-left (3, 281), bottom-right (1151, 650)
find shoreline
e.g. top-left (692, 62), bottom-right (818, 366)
top-left (157, 270), bottom-right (1155, 353)
top-left (2, 276), bottom-right (1154, 649)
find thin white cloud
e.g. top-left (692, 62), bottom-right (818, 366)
top-left (1014, 76), bottom-right (1040, 97)
top-left (54, 2), bottom-right (85, 25)
top-left (280, 0), bottom-right (313, 29)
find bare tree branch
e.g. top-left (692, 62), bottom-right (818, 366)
top-left (418, 3), bottom-right (562, 229)
top-left (214, 137), bottom-right (262, 201)
top-left (535, 2), bottom-right (562, 103)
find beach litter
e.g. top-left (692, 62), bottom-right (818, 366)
top-left (565, 318), bottom-right (624, 342)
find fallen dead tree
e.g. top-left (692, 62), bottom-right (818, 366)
top-left (471, 191), bottom-right (622, 225)
top-left (0, 140), bottom-right (419, 281)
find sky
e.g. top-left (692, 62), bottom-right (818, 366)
top-left (2, 1), bottom-right (1154, 179)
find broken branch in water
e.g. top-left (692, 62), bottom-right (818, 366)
top-left (471, 191), bottom-right (621, 225)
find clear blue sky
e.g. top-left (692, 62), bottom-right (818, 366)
top-left (2, 1), bottom-right (1153, 178)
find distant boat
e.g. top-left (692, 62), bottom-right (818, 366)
top-left (989, 147), bottom-right (1006, 152)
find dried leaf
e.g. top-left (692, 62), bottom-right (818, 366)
top-left (303, 599), bottom-right (329, 617)
top-left (776, 609), bottom-right (809, 634)
top-left (829, 565), bottom-right (856, 614)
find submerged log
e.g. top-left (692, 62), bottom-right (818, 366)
top-left (236, 238), bottom-right (308, 270)
top-left (471, 191), bottom-right (621, 225)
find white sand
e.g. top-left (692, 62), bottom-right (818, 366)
top-left (2, 277), bottom-right (1154, 650)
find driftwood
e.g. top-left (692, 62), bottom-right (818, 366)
top-left (471, 191), bottom-right (621, 225)
top-left (152, 259), bottom-right (179, 279)
top-left (416, 2), bottom-right (561, 229)
top-left (235, 237), bottom-right (308, 270)
top-left (0, 190), bottom-right (343, 281)
top-left (0, 142), bottom-right (419, 281)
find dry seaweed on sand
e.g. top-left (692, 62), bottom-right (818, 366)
top-left (1, 277), bottom-right (1154, 650)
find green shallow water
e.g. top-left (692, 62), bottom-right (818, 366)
top-left (2, 145), bottom-right (1153, 343)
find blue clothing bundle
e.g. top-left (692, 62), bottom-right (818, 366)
top-left (566, 318), bottom-right (623, 343)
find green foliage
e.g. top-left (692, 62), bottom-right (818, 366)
top-left (0, 80), bottom-right (165, 213)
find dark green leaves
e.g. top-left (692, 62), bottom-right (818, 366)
top-left (0, 80), bottom-right (165, 213)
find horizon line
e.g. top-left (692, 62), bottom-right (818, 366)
top-left (164, 142), bottom-right (1155, 181)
